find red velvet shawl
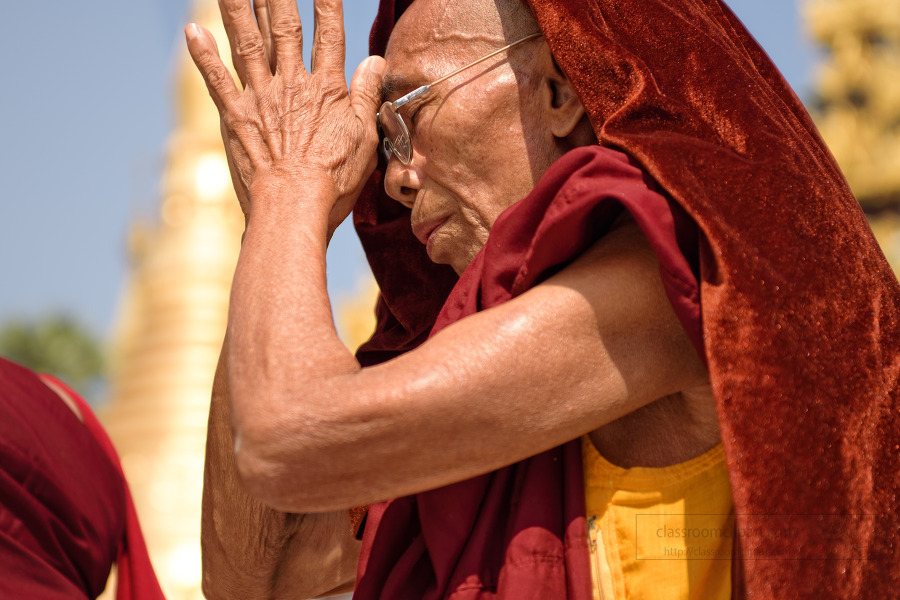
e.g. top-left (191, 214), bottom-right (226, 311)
top-left (352, 0), bottom-right (900, 597)
top-left (0, 357), bottom-right (165, 600)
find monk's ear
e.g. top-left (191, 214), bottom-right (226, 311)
top-left (536, 46), bottom-right (586, 139)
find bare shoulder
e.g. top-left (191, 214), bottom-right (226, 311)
top-left (562, 219), bottom-right (717, 467)
top-left (526, 215), bottom-right (701, 380)
top-left (40, 376), bottom-right (85, 423)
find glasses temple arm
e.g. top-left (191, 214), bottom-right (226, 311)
top-left (392, 32), bottom-right (542, 109)
top-left (429, 31), bottom-right (542, 88)
top-left (394, 85), bottom-right (432, 109)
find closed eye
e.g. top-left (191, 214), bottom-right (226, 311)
top-left (404, 92), bottom-right (434, 128)
top-left (398, 102), bottom-right (425, 137)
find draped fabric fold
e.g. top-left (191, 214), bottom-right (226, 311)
top-left (0, 357), bottom-right (165, 600)
top-left (356, 146), bottom-right (701, 599)
top-left (352, 0), bottom-right (900, 597)
top-left (41, 375), bottom-right (167, 600)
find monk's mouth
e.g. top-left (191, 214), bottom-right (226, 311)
top-left (413, 216), bottom-right (449, 247)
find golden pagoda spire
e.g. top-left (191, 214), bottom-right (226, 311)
top-left (101, 0), bottom-right (243, 597)
top-left (805, 0), bottom-right (900, 268)
top-left (806, 0), bottom-right (900, 205)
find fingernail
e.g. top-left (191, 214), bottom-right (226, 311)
top-left (367, 56), bottom-right (385, 76)
top-left (186, 23), bottom-right (201, 41)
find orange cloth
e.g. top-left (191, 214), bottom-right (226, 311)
top-left (582, 437), bottom-right (732, 599)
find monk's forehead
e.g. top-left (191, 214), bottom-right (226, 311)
top-left (385, 0), bottom-right (507, 79)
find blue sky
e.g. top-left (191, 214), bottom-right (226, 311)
top-left (0, 0), bottom-right (819, 337)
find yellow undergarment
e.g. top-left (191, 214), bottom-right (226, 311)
top-left (582, 436), bottom-right (733, 600)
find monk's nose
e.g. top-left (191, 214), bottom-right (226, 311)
top-left (383, 154), bottom-right (423, 209)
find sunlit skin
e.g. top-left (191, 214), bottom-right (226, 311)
top-left (381, 2), bottom-right (595, 273)
top-left (381, 36), bottom-right (543, 272)
top-left (185, 0), bottom-right (719, 597)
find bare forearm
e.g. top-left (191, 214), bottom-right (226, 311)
top-left (226, 186), bottom-right (361, 499)
top-left (216, 218), bottom-right (710, 514)
top-left (202, 337), bottom-right (357, 599)
top-left (202, 338), bottom-right (302, 597)
top-left (186, 0), bottom-right (382, 512)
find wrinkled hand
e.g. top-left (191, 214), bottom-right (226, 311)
top-left (185, 0), bottom-right (384, 234)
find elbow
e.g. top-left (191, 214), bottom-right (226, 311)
top-left (227, 371), bottom-right (373, 511)
top-left (232, 410), bottom-right (356, 513)
top-left (200, 570), bottom-right (232, 600)
top-left (232, 432), bottom-right (296, 511)
top-left (227, 381), bottom-right (316, 510)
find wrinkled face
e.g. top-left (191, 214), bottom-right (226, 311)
top-left (382, 0), bottom-right (553, 274)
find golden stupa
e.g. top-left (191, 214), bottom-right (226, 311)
top-left (805, 0), bottom-right (900, 268)
top-left (99, 1), bottom-right (376, 597)
top-left (99, 1), bottom-right (243, 597)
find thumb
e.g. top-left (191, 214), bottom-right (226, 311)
top-left (349, 55), bottom-right (386, 123)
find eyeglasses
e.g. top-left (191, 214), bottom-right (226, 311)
top-left (377, 32), bottom-right (542, 165)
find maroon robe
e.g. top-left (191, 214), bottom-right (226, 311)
top-left (0, 357), bottom-right (165, 599)
top-left (351, 0), bottom-right (900, 597)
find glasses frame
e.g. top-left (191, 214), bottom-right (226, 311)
top-left (377, 32), bottom-right (543, 165)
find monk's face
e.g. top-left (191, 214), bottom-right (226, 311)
top-left (382, 0), bottom-right (556, 274)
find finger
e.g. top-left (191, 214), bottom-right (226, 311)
top-left (267, 0), bottom-right (304, 73)
top-left (185, 23), bottom-right (241, 112)
top-left (218, 0), bottom-right (249, 86)
top-left (311, 0), bottom-right (345, 74)
top-left (349, 56), bottom-right (386, 144)
top-left (218, 0), bottom-right (271, 89)
top-left (253, 0), bottom-right (277, 73)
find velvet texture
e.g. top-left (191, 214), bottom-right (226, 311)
top-left (352, 0), bottom-right (900, 597)
top-left (0, 358), bottom-right (165, 600)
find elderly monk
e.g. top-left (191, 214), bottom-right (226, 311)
top-left (185, 0), bottom-right (900, 598)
